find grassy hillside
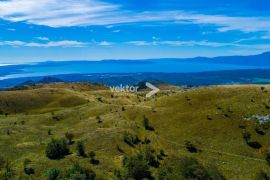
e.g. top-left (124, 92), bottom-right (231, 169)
top-left (0, 83), bottom-right (270, 179)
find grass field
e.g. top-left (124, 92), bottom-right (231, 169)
top-left (0, 82), bottom-right (270, 179)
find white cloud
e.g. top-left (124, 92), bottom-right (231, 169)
top-left (0, 0), bottom-right (270, 33)
top-left (0, 40), bottom-right (87, 47)
top-left (126, 40), bottom-right (270, 50)
top-left (0, 41), bottom-right (25, 46)
top-left (127, 40), bottom-right (238, 47)
top-left (106, 25), bottom-right (114, 28)
top-left (99, 41), bottom-right (111, 46)
top-left (6, 28), bottom-right (16, 31)
top-left (113, 30), bottom-right (120, 33)
top-left (152, 36), bottom-right (160, 40)
top-left (0, 0), bottom-right (119, 27)
top-left (261, 33), bottom-right (270, 39)
top-left (1, 39), bottom-right (270, 50)
top-left (36, 37), bottom-right (49, 41)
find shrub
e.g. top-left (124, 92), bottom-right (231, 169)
top-left (6, 129), bottom-right (10, 135)
top-left (160, 149), bottom-right (166, 157)
top-left (143, 116), bottom-right (155, 131)
top-left (88, 151), bottom-right (99, 165)
top-left (206, 115), bottom-right (212, 120)
top-left (157, 149), bottom-right (167, 161)
top-left (97, 97), bottom-right (103, 102)
top-left (96, 116), bottom-right (102, 123)
top-left (123, 132), bottom-right (140, 147)
top-left (76, 141), bottom-right (86, 157)
top-left (0, 160), bottom-right (15, 180)
top-left (255, 170), bottom-right (270, 180)
top-left (242, 131), bottom-right (251, 143)
top-left (45, 138), bottom-right (69, 159)
top-left (185, 141), bottom-right (198, 153)
top-left (207, 164), bottom-right (225, 180)
top-left (156, 157), bottom-right (224, 180)
top-left (238, 121), bottom-right (246, 129)
top-left (44, 164), bottom-right (96, 180)
top-left (45, 168), bottom-right (61, 180)
top-left (48, 129), bottom-right (52, 136)
top-left (142, 137), bottom-right (151, 145)
top-left (255, 126), bottom-right (265, 135)
top-left (114, 169), bottom-right (122, 179)
top-left (266, 153), bottom-right (270, 165)
top-left (65, 132), bottom-right (74, 145)
top-left (247, 141), bottom-right (262, 149)
top-left (156, 163), bottom-right (177, 180)
top-left (180, 157), bottom-right (210, 179)
top-left (122, 154), bottom-right (152, 180)
top-left (116, 144), bottom-right (124, 153)
top-left (23, 159), bottom-right (34, 175)
top-left (0, 156), bottom-right (5, 170)
top-left (144, 147), bottom-right (160, 168)
top-left (64, 163), bottom-right (96, 180)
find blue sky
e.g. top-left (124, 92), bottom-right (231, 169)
top-left (0, 0), bottom-right (270, 64)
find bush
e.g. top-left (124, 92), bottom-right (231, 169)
top-left (23, 159), bottom-right (34, 175)
top-left (48, 129), bottom-right (52, 136)
top-left (0, 156), bottom-right (5, 170)
top-left (255, 170), bottom-right (270, 180)
top-left (65, 132), bottom-right (74, 145)
top-left (242, 131), bottom-right (251, 143)
top-left (156, 157), bottom-right (224, 180)
top-left (45, 138), bottom-right (69, 159)
top-left (156, 164), bottom-right (178, 180)
top-left (143, 117), bottom-right (155, 131)
top-left (238, 121), bottom-right (246, 129)
top-left (207, 164), bottom-right (225, 180)
top-left (143, 147), bottom-right (160, 168)
top-left (266, 153), bottom-right (270, 165)
top-left (64, 163), bottom-right (96, 180)
top-left (122, 154), bottom-right (152, 180)
top-left (185, 141), bottom-right (198, 153)
top-left (116, 144), bottom-right (124, 153)
top-left (0, 160), bottom-right (15, 180)
top-left (180, 157), bottom-right (210, 179)
top-left (255, 126), bottom-right (265, 135)
top-left (96, 116), bottom-right (102, 123)
top-left (88, 151), bottom-right (99, 165)
top-left (142, 137), bottom-right (151, 145)
top-left (45, 168), bottom-right (61, 180)
top-left (247, 141), bottom-right (262, 149)
top-left (76, 141), bottom-right (86, 157)
top-left (44, 164), bottom-right (96, 180)
top-left (123, 132), bottom-right (140, 147)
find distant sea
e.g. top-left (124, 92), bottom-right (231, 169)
top-left (1, 52), bottom-right (270, 88)
top-left (0, 59), bottom-right (268, 80)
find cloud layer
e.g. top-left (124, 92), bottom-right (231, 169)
top-left (0, 0), bottom-right (270, 33)
top-left (0, 40), bottom-right (86, 47)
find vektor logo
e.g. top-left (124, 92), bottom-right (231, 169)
top-left (146, 82), bottom-right (160, 98)
top-left (109, 82), bottom-right (160, 98)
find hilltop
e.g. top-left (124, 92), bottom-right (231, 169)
top-left (0, 83), bottom-right (270, 179)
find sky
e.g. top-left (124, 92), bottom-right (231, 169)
top-left (0, 0), bottom-right (270, 64)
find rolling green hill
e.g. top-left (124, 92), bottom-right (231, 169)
top-left (0, 83), bottom-right (270, 179)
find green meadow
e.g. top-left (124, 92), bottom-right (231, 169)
top-left (0, 83), bottom-right (270, 179)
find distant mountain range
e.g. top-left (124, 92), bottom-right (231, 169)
top-left (1, 52), bottom-right (270, 88)
top-left (181, 51), bottom-right (270, 66)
